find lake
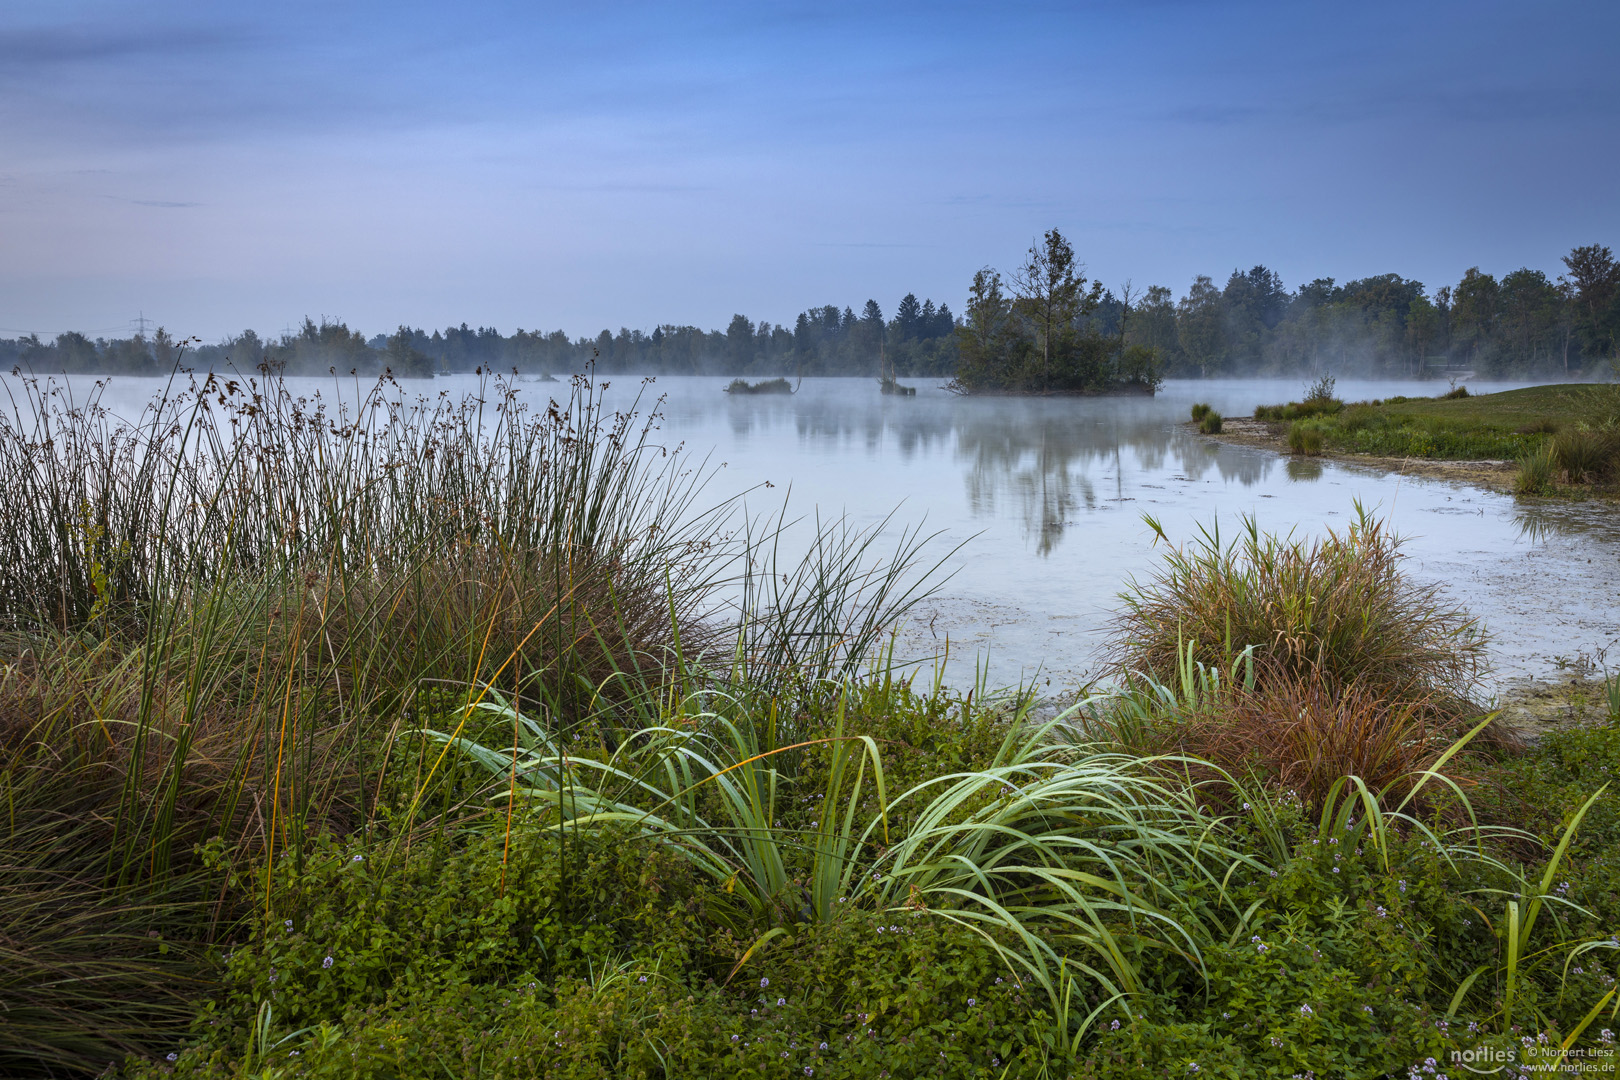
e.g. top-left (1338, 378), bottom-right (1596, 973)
top-left (634, 374), bottom-right (1620, 696)
top-left (33, 371), bottom-right (1620, 697)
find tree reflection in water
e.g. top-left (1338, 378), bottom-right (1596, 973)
top-left (723, 387), bottom-right (1277, 555)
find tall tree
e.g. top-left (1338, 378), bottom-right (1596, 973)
top-left (1176, 275), bottom-right (1225, 378)
top-left (893, 293), bottom-right (923, 340)
top-left (1562, 244), bottom-right (1620, 361)
top-left (955, 268), bottom-right (1009, 382)
top-left (1450, 268), bottom-right (1500, 368)
top-left (726, 314), bottom-right (755, 370)
top-left (1010, 228), bottom-right (1092, 390)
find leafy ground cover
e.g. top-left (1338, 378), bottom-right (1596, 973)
top-left (4, 369), bottom-right (1618, 1079)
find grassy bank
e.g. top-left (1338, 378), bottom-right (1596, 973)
top-left (4, 370), bottom-right (1620, 1078)
top-left (1238, 382), bottom-right (1620, 496)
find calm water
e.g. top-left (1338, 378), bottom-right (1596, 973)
top-left (31, 372), bottom-right (1620, 694)
top-left (633, 375), bottom-right (1620, 694)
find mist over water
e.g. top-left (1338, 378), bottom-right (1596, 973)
top-left (39, 371), bottom-right (1620, 695)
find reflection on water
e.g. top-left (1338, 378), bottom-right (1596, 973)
top-left (1286, 458), bottom-right (1325, 483)
top-left (21, 371), bottom-right (1619, 691)
top-left (718, 385), bottom-right (1286, 553)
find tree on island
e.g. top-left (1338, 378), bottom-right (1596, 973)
top-left (949, 228), bottom-right (1163, 395)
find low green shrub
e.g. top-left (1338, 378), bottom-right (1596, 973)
top-left (1337, 403), bottom-right (1384, 434)
top-left (1287, 420), bottom-right (1324, 456)
top-left (1254, 377), bottom-right (1343, 423)
top-left (1198, 410), bottom-right (1223, 434)
top-left (1551, 426), bottom-right (1620, 483)
top-left (1515, 442), bottom-right (1556, 495)
top-left (149, 823), bottom-right (1065, 1079)
top-left (1516, 418), bottom-right (1561, 435)
top-left (1256, 400), bottom-right (1341, 422)
top-left (1443, 385), bottom-right (1470, 400)
top-left (1190, 402), bottom-right (1211, 422)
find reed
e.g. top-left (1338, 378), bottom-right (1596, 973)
top-left (1550, 425), bottom-right (1620, 483)
top-left (1100, 507), bottom-right (1494, 802)
top-left (1114, 507), bottom-right (1486, 705)
top-left (0, 366), bottom-right (735, 1070)
top-left (1515, 441), bottom-right (1557, 494)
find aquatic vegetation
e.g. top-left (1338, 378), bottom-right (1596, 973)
top-left (724, 377), bottom-right (794, 394)
top-left (1550, 425), bottom-right (1620, 483)
top-left (1286, 419), bottom-right (1324, 455)
top-left (0, 367), bottom-right (953, 1072)
top-left (1110, 507), bottom-right (1487, 715)
top-left (1189, 402), bottom-right (1211, 422)
top-left (1197, 409), bottom-right (1222, 434)
top-left (1515, 441), bottom-right (1557, 494)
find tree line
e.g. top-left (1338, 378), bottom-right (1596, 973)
top-left (1127, 243), bottom-right (1618, 380)
top-left (4, 241), bottom-right (1615, 381)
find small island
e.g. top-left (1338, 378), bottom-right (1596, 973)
top-left (948, 229), bottom-right (1164, 396)
top-left (724, 376), bottom-right (795, 394)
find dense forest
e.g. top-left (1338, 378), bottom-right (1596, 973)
top-left (3, 241), bottom-right (1615, 382)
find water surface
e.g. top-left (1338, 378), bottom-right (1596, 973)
top-left (636, 375), bottom-right (1620, 694)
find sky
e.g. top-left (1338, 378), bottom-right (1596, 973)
top-left (2, 0), bottom-right (1617, 342)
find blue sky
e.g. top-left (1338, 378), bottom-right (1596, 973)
top-left (2, 0), bottom-right (1617, 341)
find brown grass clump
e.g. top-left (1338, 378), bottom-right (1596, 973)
top-left (1113, 507), bottom-right (1486, 706)
top-left (1102, 507), bottom-right (1499, 808)
top-left (1134, 669), bottom-right (1455, 808)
